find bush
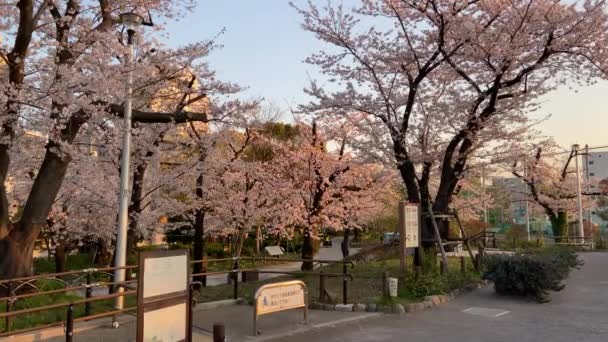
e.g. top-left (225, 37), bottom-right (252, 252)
top-left (482, 247), bottom-right (583, 302)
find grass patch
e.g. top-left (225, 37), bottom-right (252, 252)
top-left (193, 256), bottom-right (481, 306)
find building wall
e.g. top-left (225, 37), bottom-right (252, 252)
top-left (584, 151), bottom-right (608, 229)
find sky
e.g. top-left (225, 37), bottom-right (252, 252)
top-left (166, 0), bottom-right (608, 150)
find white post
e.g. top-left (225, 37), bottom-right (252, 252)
top-left (573, 144), bottom-right (585, 241)
top-left (113, 22), bottom-right (138, 312)
top-left (482, 166), bottom-right (488, 225)
top-left (524, 161), bottom-right (530, 242)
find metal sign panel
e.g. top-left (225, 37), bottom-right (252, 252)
top-left (404, 203), bottom-right (420, 248)
top-left (253, 280), bottom-right (308, 335)
top-left (143, 253), bottom-right (188, 299)
top-left (143, 303), bottom-right (187, 341)
top-left (256, 283), bottom-right (305, 314)
top-left (137, 249), bottom-right (190, 342)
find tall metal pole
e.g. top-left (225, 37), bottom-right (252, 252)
top-left (585, 145), bottom-right (592, 226)
top-left (482, 165), bottom-right (488, 225)
top-left (113, 24), bottom-right (137, 312)
top-left (524, 160), bottom-right (530, 241)
top-left (573, 144), bottom-right (585, 240)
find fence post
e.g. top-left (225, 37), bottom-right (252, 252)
top-left (233, 258), bottom-right (240, 300)
top-left (319, 271), bottom-right (326, 303)
top-left (65, 304), bottom-right (74, 342)
top-left (342, 262), bottom-right (348, 305)
top-left (460, 256), bottom-right (466, 274)
top-left (382, 272), bottom-right (389, 299)
top-left (4, 282), bottom-right (13, 334)
top-left (85, 272), bottom-right (92, 316)
top-left (213, 323), bottom-right (226, 342)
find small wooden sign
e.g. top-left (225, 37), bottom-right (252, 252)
top-left (253, 280), bottom-right (308, 335)
top-left (398, 201), bottom-right (421, 273)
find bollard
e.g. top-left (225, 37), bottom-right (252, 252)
top-left (233, 259), bottom-right (240, 300)
top-left (85, 272), bottom-right (92, 316)
top-left (65, 304), bottom-right (74, 342)
top-left (439, 260), bottom-right (446, 275)
top-left (319, 271), bottom-right (326, 303)
top-left (382, 271), bottom-right (389, 299)
top-left (213, 323), bottom-right (226, 342)
top-left (342, 262), bottom-right (348, 305)
top-left (460, 256), bottom-right (466, 274)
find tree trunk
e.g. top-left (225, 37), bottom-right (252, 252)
top-left (54, 244), bottom-right (67, 273)
top-left (550, 211), bottom-right (569, 242)
top-left (0, 230), bottom-right (35, 279)
top-left (192, 209), bottom-right (206, 286)
top-left (301, 227), bottom-right (314, 271)
top-left (94, 238), bottom-right (113, 266)
top-left (341, 229), bottom-right (350, 259)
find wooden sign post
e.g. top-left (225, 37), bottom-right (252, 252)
top-left (398, 201), bottom-right (421, 274)
top-left (137, 249), bottom-right (191, 342)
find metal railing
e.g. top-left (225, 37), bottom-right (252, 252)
top-left (0, 255), bottom-right (359, 339)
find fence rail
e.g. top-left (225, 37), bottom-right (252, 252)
top-left (0, 255), bottom-right (358, 338)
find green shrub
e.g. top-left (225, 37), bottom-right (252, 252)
top-left (482, 247), bottom-right (583, 302)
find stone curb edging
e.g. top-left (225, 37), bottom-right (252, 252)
top-left (307, 280), bottom-right (488, 315)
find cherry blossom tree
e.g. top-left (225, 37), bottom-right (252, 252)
top-left (511, 140), bottom-right (596, 241)
top-left (0, 0), bottom-right (218, 279)
top-left (293, 0), bottom-right (608, 245)
top-left (269, 121), bottom-right (390, 269)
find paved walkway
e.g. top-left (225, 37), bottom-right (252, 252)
top-left (266, 252), bottom-right (608, 342)
top-left (205, 237), bottom-right (359, 286)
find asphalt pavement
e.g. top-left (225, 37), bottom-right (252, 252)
top-left (266, 252), bottom-right (608, 342)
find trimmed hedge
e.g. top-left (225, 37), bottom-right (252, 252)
top-left (482, 247), bottom-right (583, 302)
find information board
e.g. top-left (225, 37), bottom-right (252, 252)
top-left (253, 280), bottom-right (307, 335)
top-left (256, 283), bottom-right (305, 314)
top-left (404, 204), bottom-right (420, 248)
top-left (137, 249), bottom-right (190, 342)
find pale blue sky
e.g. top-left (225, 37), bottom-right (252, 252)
top-left (166, 0), bottom-right (608, 149)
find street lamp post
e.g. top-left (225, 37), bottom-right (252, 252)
top-left (113, 12), bottom-right (145, 316)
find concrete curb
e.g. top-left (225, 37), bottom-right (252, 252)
top-left (307, 280), bottom-right (488, 315)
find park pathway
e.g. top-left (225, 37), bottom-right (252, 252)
top-left (204, 237), bottom-right (359, 286)
top-left (267, 252), bottom-right (608, 342)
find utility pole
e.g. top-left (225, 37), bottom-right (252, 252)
top-left (585, 145), bottom-right (592, 226)
top-left (523, 160), bottom-right (530, 242)
top-left (573, 144), bottom-right (585, 241)
top-left (482, 165), bottom-right (488, 225)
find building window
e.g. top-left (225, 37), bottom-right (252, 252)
top-left (590, 172), bottom-right (595, 176)
top-left (589, 160), bottom-right (594, 165)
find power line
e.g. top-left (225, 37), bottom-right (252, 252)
top-left (472, 144), bottom-right (608, 164)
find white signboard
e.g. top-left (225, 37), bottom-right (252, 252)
top-left (143, 303), bottom-right (187, 342)
top-left (264, 245), bottom-right (284, 257)
top-left (404, 204), bottom-right (420, 248)
top-left (256, 283), bottom-right (305, 314)
top-left (143, 254), bottom-right (188, 299)
top-left (253, 280), bottom-right (308, 335)
top-left (137, 250), bottom-right (190, 342)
